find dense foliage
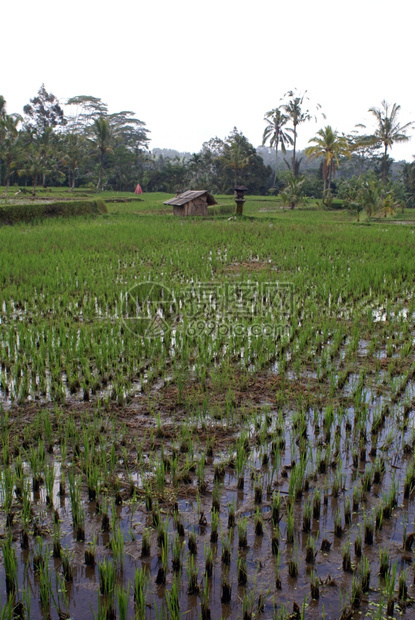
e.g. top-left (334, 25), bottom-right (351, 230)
top-left (0, 86), bottom-right (414, 204)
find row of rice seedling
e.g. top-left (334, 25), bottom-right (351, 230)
top-left (1, 205), bottom-right (415, 616)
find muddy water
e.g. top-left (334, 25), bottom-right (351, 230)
top-left (1, 341), bottom-right (415, 617)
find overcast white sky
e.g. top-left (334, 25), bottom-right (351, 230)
top-left (3, 0), bottom-right (415, 161)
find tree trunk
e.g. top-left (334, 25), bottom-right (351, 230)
top-left (6, 157), bottom-right (12, 191)
top-left (69, 168), bottom-right (75, 193)
top-left (273, 139), bottom-right (279, 187)
top-left (292, 126), bottom-right (297, 177)
top-left (96, 166), bottom-right (102, 192)
top-left (382, 144), bottom-right (388, 184)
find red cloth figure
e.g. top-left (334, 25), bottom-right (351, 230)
top-left (134, 183), bottom-right (143, 194)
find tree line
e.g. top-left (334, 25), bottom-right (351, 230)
top-left (1, 85), bottom-right (415, 213)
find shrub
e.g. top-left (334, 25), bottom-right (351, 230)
top-left (0, 199), bottom-right (107, 225)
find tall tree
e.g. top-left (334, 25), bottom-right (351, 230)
top-left (367, 101), bottom-right (413, 183)
top-left (281, 90), bottom-right (321, 177)
top-left (18, 143), bottom-right (51, 195)
top-left (23, 84), bottom-right (66, 134)
top-left (0, 96), bottom-right (8, 185)
top-left (91, 117), bottom-right (115, 191)
top-left (1, 114), bottom-right (23, 191)
top-left (222, 128), bottom-right (252, 185)
top-left (23, 85), bottom-right (67, 187)
top-left (65, 95), bottom-right (108, 131)
top-left (262, 107), bottom-right (292, 187)
top-left (305, 126), bottom-right (351, 194)
top-left (60, 132), bottom-right (88, 192)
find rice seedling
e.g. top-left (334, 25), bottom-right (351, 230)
top-left (310, 570), bottom-right (319, 600)
top-left (288, 555), bottom-right (299, 578)
top-left (271, 491), bottom-right (281, 525)
top-left (99, 558), bottom-right (116, 596)
top-left (286, 502), bottom-right (294, 544)
top-left (238, 516), bottom-right (248, 548)
top-left (134, 566), bottom-right (148, 619)
top-left (39, 553), bottom-right (52, 616)
top-left (44, 461), bottom-right (55, 507)
top-left (85, 536), bottom-right (96, 567)
top-left (204, 542), bottom-right (213, 578)
top-left (200, 578), bottom-right (211, 620)
top-left (211, 508), bottom-right (219, 543)
top-left (116, 584), bottom-right (129, 620)
top-left (302, 497), bottom-right (312, 532)
top-left (165, 575), bottom-right (180, 619)
top-left (384, 561), bottom-right (397, 616)
top-left (221, 568), bottom-right (232, 603)
top-left (141, 528), bottom-right (151, 558)
top-left (305, 534), bottom-right (316, 564)
top-left (351, 574), bottom-right (362, 608)
top-left (237, 551), bottom-right (248, 586)
top-left (1, 534), bottom-right (17, 595)
top-left (360, 555), bottom-right (371, 593)
top-left (398, 568), bottom-right (408, 602)
top-left (312, 488), bottom-right (321, 519)
top-left (155, 544), bottom-right (168, 585)
top-left (188, 530), bottom-right (197, 555)
top-left (344, 495), bottom-right (351, 525)
top-left (187, 553), bottom-right (199, 594)
top-left (221, 531), bottom-right (232, 564)
top-left (197, 453), bottom-right (207, 493)
top-left (171, 533), bottom-right (183, 572)
top-left (61, 547), bottom-right (74, 582)
top-left (227, 499), bottom-right (236, 529)
top-left (254, 506), bottom-right (264, 536)
top-left (342, 540), bottom-right (352, 572)
top-left (334, 509), bottom-right (343, 537)
top-left (364, 510), bottom-right (374, 545)
top-left (211, 479), bottom-right (221, 511)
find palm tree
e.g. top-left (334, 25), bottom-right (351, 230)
top-left (0, 96), bottom-right (8, 185)
top-left (1, 114), bottom-right (22, 191)
top-left (280, 173), bottom-right (307, 209)
top-left (91, 117), bottom-right (115, 191)
top-left (305, 126), bottom-right (351, 194)
top-left (368, 101), bottom-right (413, 183)
top-left (60, 132), bottom-right (87, 192)
top-left (281, 90), bottom-right (317, 177)
top-left (18, 145), bottom-right (51, 195)
top-left (262, 108), bottom-right (292, 187)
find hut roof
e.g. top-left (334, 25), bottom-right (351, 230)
top-left (163, 190), bottom-right (217, 207)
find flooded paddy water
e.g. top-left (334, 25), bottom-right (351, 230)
top-left (1, 335), bottom-right (415, 619)
top-left (1, 210), bottom-right (415, 618)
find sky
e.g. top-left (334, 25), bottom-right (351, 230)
top-left (3, 0), bottom-right (415, 161)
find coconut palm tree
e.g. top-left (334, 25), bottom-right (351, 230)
top-left (279, 173), bottom-right (307, 209)
top-left (281, 90), bottom-right (320, 177)
top-left (368, 101), bottom-right (413, 183)
top-left (262, 107), bottom-right (292, 187)
top-left (1, 114), bottom-right (22, 191)
top-left (91, 117), bottom-right (115, 191)
top-left (305, 126), bottom-right (352, 194)
top-left (18, 145), bottom-right (51, 195)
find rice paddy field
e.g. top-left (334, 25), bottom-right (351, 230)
top-left (1, 191), bottom-right (415, 619)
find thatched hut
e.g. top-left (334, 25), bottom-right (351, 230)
top-left (164, 190), bottom-right (216, 216)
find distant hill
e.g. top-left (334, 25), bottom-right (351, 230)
top-left (152, 148), bottom-right (192, 160)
